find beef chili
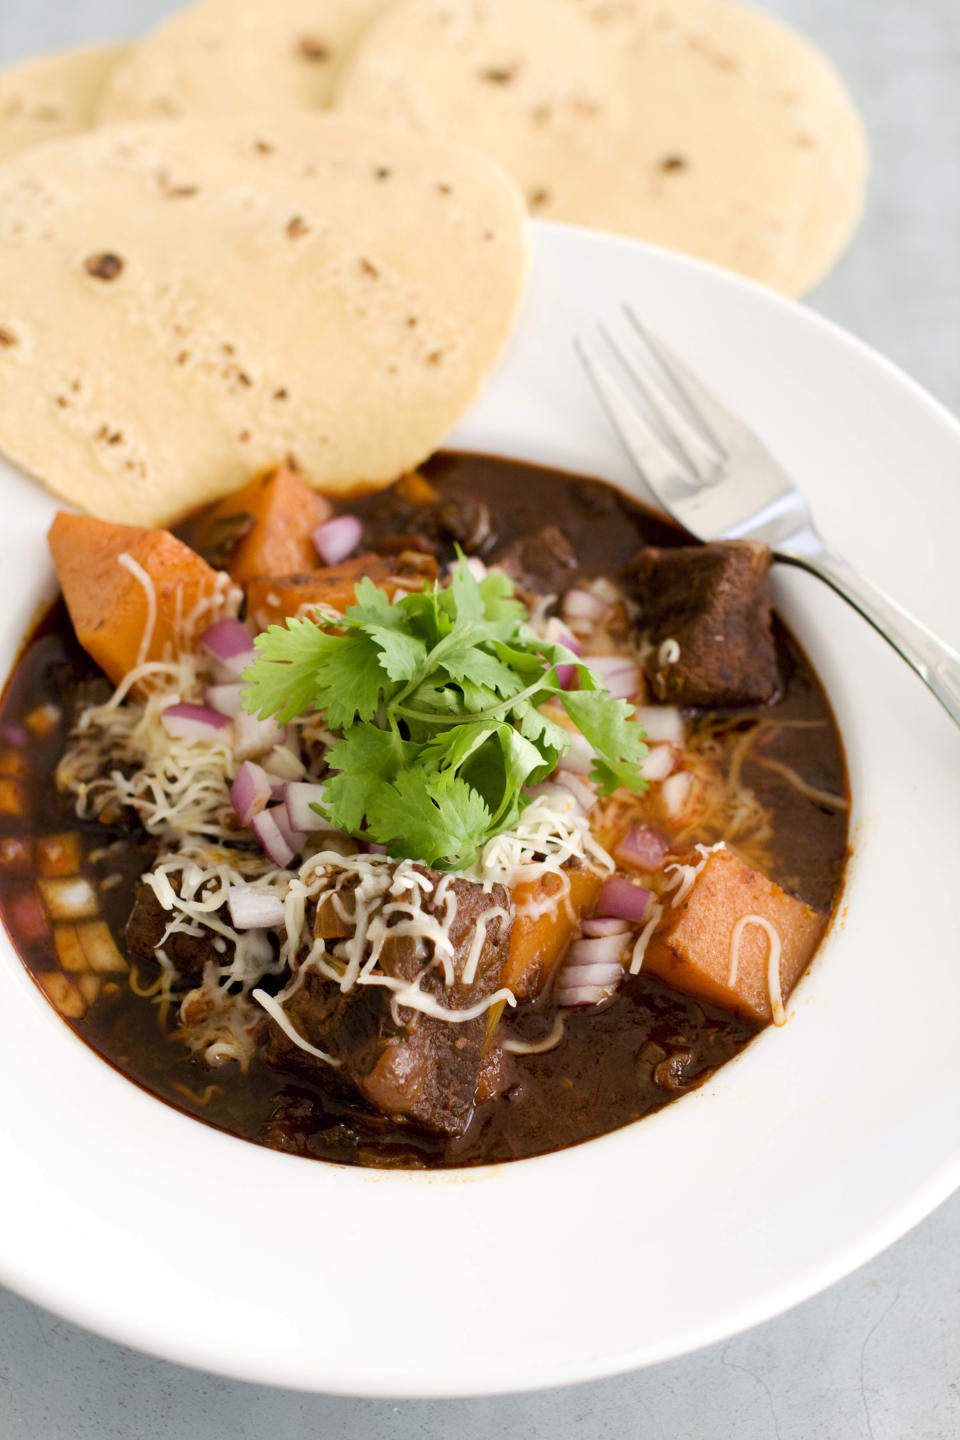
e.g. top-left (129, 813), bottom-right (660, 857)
top-left (0, 454), bottom-right (848, 1168)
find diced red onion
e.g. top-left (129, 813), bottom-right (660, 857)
top-left (251, 807), bottom-right (296, 868)
top-left (557, 730), bottom-right (595, 776)
top-left (562, 588), bottom-right (608, 623)
top-left (567, 934), bottom-right (631, 967)
top-left (313, 514), bottom-right (362, 566)
top-left (614, 824), bottom-right (668, 873)
top-left (204, 682), bottom-right (247, 719)
top-left (234, 709), bottom-right (285, 761)
top-left (357, 840), bottom-right (389, 856)
top-left (551, 770), bottom-right (597, 811)
top-left (555, 933), bottom-right (629, 1007)
top-left (662, 771), bottom-right (694, 819)
top-left (284, 781), bottom-right (332, 833)
top-left (554, 663), bottom-right (577, 690)
top-left (263, 745), bottom-right (306, 781)
top-left (527, 780), bottom-right (583, 815)
top-left (231, 761), bottom-right (272, 825)
top-left (558, 962), bottom-right (627, 987)
top-left (273, 803), bottom-right (307, 858)
top-left (544, 616), bottom-right (583, 657)
top-left (448, 555), bottom-right (487, 582)
top-left (581, 916), bottom-right (632, 938)
top-left (596, 875), bottom-right (652, 922)
top-left (0, 722), bottom-right (28, 746)
top-left (201, 619), bottom-right (255, 679)
top-left (161, 703), bottom-right (232, 744)
top-left (639, 743), bottom-right (677, 783)
top-left (556, 984), bottom-right (619, 1008)
top-left (606, 669), bottom-right (640, 701)
top-left (586, 654), bottom-right (640, 700)
top-left (227, 887), bottom-right (285, 930)
top-left (633, 705), bottom-right (685, 745)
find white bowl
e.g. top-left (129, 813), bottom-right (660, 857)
top-left (1, 222), bottom-right (958, 1397)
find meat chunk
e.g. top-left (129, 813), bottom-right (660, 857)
top-left (125, 882), bottom-right (225, 977)
top-left (365, 480), bottom-right (496, 556)
top-left (643, 849), bottom-right (826, 1024)
top-left (626, 541), bottom-right (778, 707)
top-left (430, 495), bottom-right (493, 553)
top-left (264, 863), bottom-right (513, 1136)
top-left (492, 525), bottom-right (578, 597)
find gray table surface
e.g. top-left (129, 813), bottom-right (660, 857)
top-left (1, 0), bottom-right (958, 1434)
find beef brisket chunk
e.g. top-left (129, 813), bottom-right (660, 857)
top-left (125, 882), bottom-right (227, 977)
top-left (492, 525), bottom-right (578, 597)
top-left (265, 864), bottom-right (513, 1137)
top-left (366, 490), bottom-right (495, 556)
top-left (626, 541), bottom-right (779, 707)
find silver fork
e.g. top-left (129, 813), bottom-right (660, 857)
top-left (575, 309), bottom-right (960, 729)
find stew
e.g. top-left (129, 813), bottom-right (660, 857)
top-left (0, 453), bottom-right (848, 1167)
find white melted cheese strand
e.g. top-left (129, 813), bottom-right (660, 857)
top-left (661, 841), bottom-right (726, 908)
top-left (116, 552), bottom-right (158, 670)
top-left (461, 906), bottom-right (511, 986)
top-left (471, 792), bottom-right (614, 891)
top-left (657, 637), bottom-right (681, 667)
top-left (251, 988), bottom-right (340, 1067)
top-left (727, 914), bottom-right (785, 1025)
top-left (629, 901), bottom-right (664, 975)
top-left (264, 849), bottom-right (517, 1048)
top-left (358, 973), bottom-right (516, 1025)
top-left (502, 1014), bottom-right (566, 1055)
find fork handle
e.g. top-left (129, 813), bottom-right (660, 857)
top-left (776, 546), bottom-right (960, 729)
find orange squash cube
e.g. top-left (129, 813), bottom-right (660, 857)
top-left (502, 863), bottom-right (603, 1002)
top-left (202, 465), bottom-right (331, 584)
top-left (246, 553), bottom-right (437, 629)
top-left (49, 512), bottom-right (230, 692)
top-left (644, 850), bottom-right (826, 1025)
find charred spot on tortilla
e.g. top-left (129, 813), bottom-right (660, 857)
top-left (297, 35), bottom-right (331, 63)
top-left (83, 252), bottom-right (124, 281)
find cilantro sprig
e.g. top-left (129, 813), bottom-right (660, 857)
top-left (242, 560), bottom-right (647, 869)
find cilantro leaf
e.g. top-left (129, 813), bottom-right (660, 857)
top-left (309, 632), bottom-right (390, 729)
top-left (419, 722), bottom-right (499, 782)
top-left (364, 628), bottom-right (427, 684)
top-left (241, 554), bottom-right (648, 865)
top-left (343, 577), bottom-right (406, 631)
top-left (367, 769), bottom-right (492, 870)
top-left (517, 703), bottom-right (570, 755)
top-left (322, 723), bottom-right (416, 833)
top-left (242, 618), bottom-right (340, 726)
top-left (559, 689), bottom-right (649, 796)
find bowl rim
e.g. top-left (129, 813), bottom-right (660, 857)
top-left (1, 220), bottom-right (959, 1397)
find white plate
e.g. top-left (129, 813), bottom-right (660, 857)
top-left (1, 222), bottom-right (958, 1397)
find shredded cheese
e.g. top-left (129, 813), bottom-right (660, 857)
top-left (727, 914), bottom-right (786, 1025)
top-left (629, 901), bottom-right (664, 975)
top-left (503, 1014), bottom-right (566, 1055)
top-left (661, 841), bottom-right (726, 908)
top-left (116, 552), bottom-right (158, 670)
top-left (470, 791), bottom-right (614, 890)
top-left (252, 988), bottom-right (340, 1066)
top-left (461, 906), bottom-right (510, 986)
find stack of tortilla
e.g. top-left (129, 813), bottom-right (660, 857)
top-left (0, 0), bottom-right (867, 523)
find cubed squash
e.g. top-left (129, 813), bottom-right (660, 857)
top-left (201, 465), bottom-right (331, 584)
top-left (48, 512), bottom-right (230, 691)
top-left (502, 863), bottom-right (603, 1002)
top-left (246, 552), bottom-right (437, 628)
top-left (644, 849), bottom-right (826, 1024)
